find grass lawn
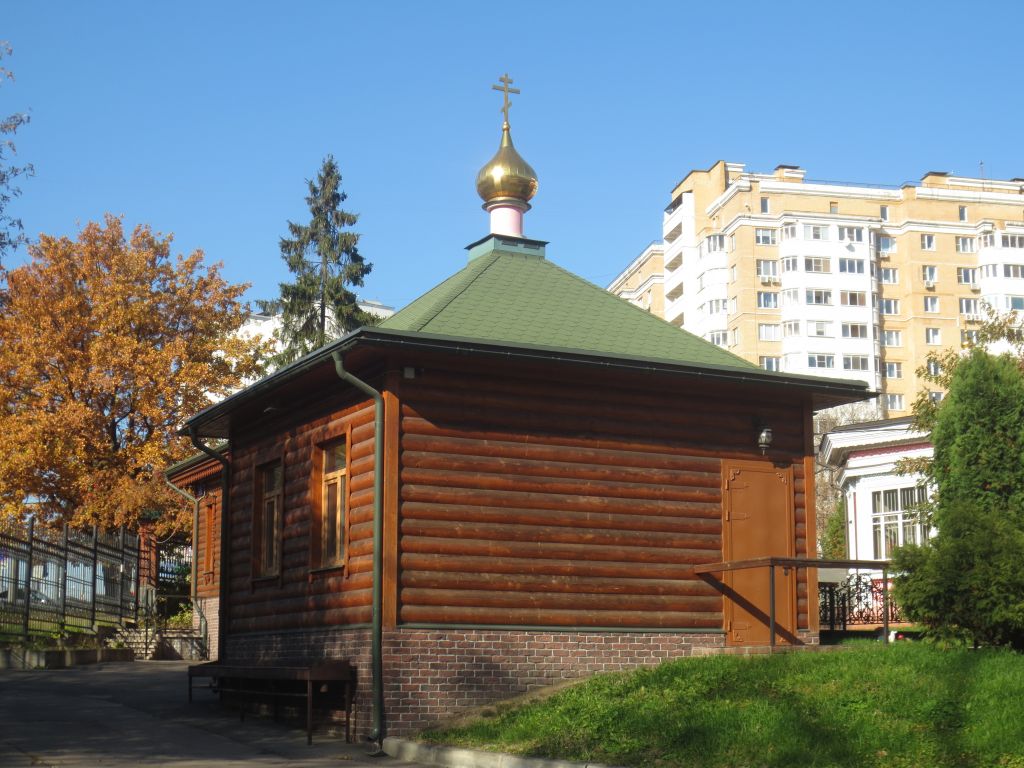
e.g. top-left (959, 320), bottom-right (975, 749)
top-left (420, 643), bottom-right (1024, 768)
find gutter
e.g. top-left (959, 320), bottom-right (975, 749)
top-left (332, 351), bottom-right (385, 745)
top-left (189, 427), bottom-right (231, 662)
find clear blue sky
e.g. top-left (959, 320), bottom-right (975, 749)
top-left (5, 1), bottom-right (1024, 310)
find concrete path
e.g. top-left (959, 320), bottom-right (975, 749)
top-left (0, 660), bottom-right (425, 767)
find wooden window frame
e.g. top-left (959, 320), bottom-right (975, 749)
top-left (310, 426), bottom-right (352, 577)
top-left (202, 494), bottom-right (216, 576)
top-left (252, 457), bottom-right (284, 582)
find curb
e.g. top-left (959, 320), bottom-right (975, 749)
top-left (382, 737), bottom-right (620, 768)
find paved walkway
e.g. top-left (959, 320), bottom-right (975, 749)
top-left (0, 660), bottom-right (426, 767)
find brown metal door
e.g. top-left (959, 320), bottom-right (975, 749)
top-left (723, 460), bottom-right (795, 646)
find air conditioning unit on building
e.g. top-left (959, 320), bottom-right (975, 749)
top-left (924, 280), bottom-right (936, 289)
top-left (759, 275), bottom-right (773, 285)
top-left (965, 314), bottom-right (983, 322)
top-left (970, 283), bottom-right (981, 291)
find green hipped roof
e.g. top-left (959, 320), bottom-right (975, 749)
top-left (380, 236), bottom-right (757, 371)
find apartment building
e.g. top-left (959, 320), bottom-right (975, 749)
top-left (606, 241), bottom-right (664, 316)
top-left (613, 161), bottom-right (1024, 415)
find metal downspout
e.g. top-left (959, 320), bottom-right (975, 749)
top-left (332, 351), bottom-right (385, 744)
top-left (164, 474), bottom-right (208, 652)
top-left (189, 428), bottom-right (231, 662)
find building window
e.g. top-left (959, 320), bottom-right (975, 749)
top-left (884, 393), bottom-right (904, 411)
top-left (929, 391), bottom-right (944, 404)
top-left (807, 321), bottom-right (831, 337)
top-left (808, 353), bottom-right (835, 369)
top-left (756, 259), bottom-right (778, 277)
top-left (927, 359), bottom-right (941, 377)
top-left (705, 234), bottom-right (726, 253)
top-left (1010, 296), bottom-right (1024, 311)
top-left (255, 461), bottom-right (283, 578)
top-left (879, 298), bottom-right (900, 315)
top-left (782, 224), bottom-right (797, 240)
top-left (981, 264), bottom-right (999, 279)
top-left (884, 361), bottom-right (903, 379)
top-left (756, 291), bottom-right (778, 309)
top-left (921, 265), bottom-right (937, 282)
top-left (202, 496), bottom-right (216, 575)
top-left (880, 205), bottom-right (889, 221)
top-left (959, 297), bottom-right (979, 315)
top-left (804, 224), bottom-right (829, 241)
top-left (806, 289), bottom-right (832, 305)
top-left (843, 355), bottom-right (869, 371)
top-left (840, 291), bottom-right (866, 307)
top-left (761, 196), bottom-right (770, 214)
top-left (957, 267), bottom-right (977, 285)
top-left (881, 330), bottom-right (902, 347)
top-left (981, 233), bottom-right (994, 248)
top-left (838, 226), bottom-right (863, 243)
top-left (1004, 264), bottom-right (1024, 278)
top-left (830, 201), bottom-right (839, 214)
top-left (923, 296), bottom-right (939, 313)
top-left (318, 438), bottom-right (349, 568)
top-left (880, 267), bottom-right (899, 284)
top-left (758, 323), bottom-right (781, 341)
top-left (783, 320), bottom-right (801, 337)
top-left (760, 356), bottom-right (780, 371)
top-left (876, 235), bottom-right (896, 254)
top-left (955, 237), bottom-right (976, 253)
top-left (730, 327), bottom-right (741, 347)
top-left (839, 258), bottom-right (865, 274)
top-left (872, 486), bottom-right (929, 559)
top-left (961, 329), bottom-right (979, 346)
top-left (959, 205), bottom-right (967, 222)
top-left (842, 323), bottom-right (868, 338)
top-left (805, 257), bottom-right (831, 273)
top-left (707, 298), bottom-right (727, 315)
top-left (920, 234), bottom-right (936, 250)
top-left (782, 256), bottom-right (799, 272)
top-left (755, 228), bottom-right (777, 245)
top-left (925, 327), bottom-right (941, 344)
top-left (781, 288), bottom-right (800, 306)
top-left (708, 331), bottom-right (729, 347)
top-left (1001, 234), bottom-right (1024, 249)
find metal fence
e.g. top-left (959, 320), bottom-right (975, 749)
top-left (819, 574), bottom-right (904, 630)
top-left (0, 518), bottom-right (140, 639)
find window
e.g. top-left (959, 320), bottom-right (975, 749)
top-left (255, 461), bottom-right (283, 577)
top-left (319, 438), bottom-right (349, 567)
top-left (705, 234), bottom-right (726, 253)
top-left (756, 259), bottom-right (778, 277)
top-left (959, 205), bottom-right (967, 222)
top-left (842, 323), bottom-right (868, 338)
top-left (708, 331), bottom-right (728, 347)
top-left (981, 233), bottom-right (995, 248)
top-left (758, 323), bottom-right (780, 341)
top-left (731, 328), bottom-right (741, 347)
top-left (202, 496), bottom-right (217, 575)
top-left (872, 486), bottom-right (929, 559)
top-left (1010, 296), bottom-right (1024, 311)
top-left (783, 320), bottom-right (801, 337)
top-left (876, 235), bottom-right (896, 254)
top-left (804, 224), bottom-right (828, 241)
top-left (929, 391), bottom-right (944, 404)
top-left (760, 196), bottom-right (770, 214)
top-left (959, 297), bottom-right (979, 314)
top-left (880, 205), bottom-right (889, 221)
top-left (830, 201), bottom-right (839, 214)
top-left (961, 329), bottom-right (979, 346)
top-left (707, 298), bottom-right (727, 315)
top-left (760, 356), bottom-right (781, 371)
top-left (884, 362), bottom-right (902, 379)
top-left (755, 228), bottom-right (777, 245)
top-left (782, 256), bottom-right (799, 272)
top-left (921, 265), bottom-right (937, 282)
top-left (843, 355), bottom-right (869, 371)
top-left (1002, 234), bottom-right (1024, 249)
top-left (955, 236), bottom-right (976, 253)
top-left (880, 267), bottom-right (899, 284)
top-left (807, 321), bottom-right (831, 337)
top-left (808, 353), bottom-right (835, 369)
top-left (1004, 264), bottom-right (1024, 278)
top-left (839, 258), bottom-right (865, 274)
top-left (923, 296), bottom-right (939, 313)
top-left (805, 257), bottom-right (830, 273)
top-left (838, 226), bottom-right (864, 242)
top-left (927, 359), bottom-right (941, 377)
top-left (879, 298), bottom-right (900, 315)
top-left (841, 291), bottom-right (866, 306)
top-left (781, 288), bottom-right (800, 306)
top-left (881, 330), bottom-right (902, 347)
top-left (925, 327), bottom-right (941, 344)
top-left (957, 267), bottom-right (977, 284)
top-left (981, 264), bottom-right (999, 278)
top-left (806, 289), bottom-right (832, 305)
top-left (782, 224), bottom-right (797, 240)
top-left (920, 234), bottom-right (935, 250)
top-left (756, 291), bottom-right (778, 309)
top-left (884, 393), bottom-right (904, 411)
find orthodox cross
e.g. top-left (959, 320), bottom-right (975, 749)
top-left (492, 73), bottom-right (520, 124)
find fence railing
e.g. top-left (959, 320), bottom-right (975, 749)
top-left (0, 518), bottom-right (141, 639)
top-left (819, 574), bottom-right (904, 630)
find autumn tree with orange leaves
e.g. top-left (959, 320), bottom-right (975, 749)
top-left (0, 215), bottom-right (270, 531)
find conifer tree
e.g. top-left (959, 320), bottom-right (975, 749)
top-left (261, 156), bottom-right (373, 365)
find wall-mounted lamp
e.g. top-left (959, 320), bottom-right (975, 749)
top-left (758, 426), bottom-right (773, 455)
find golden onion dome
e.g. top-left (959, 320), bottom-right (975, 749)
top-left (475, 122), bottom-right (538, 205)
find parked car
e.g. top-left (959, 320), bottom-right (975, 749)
top-left (0, 586), bottom-right (54, 605)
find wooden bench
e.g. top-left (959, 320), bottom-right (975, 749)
top-left (187, 660), bottom-right (355, 744)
